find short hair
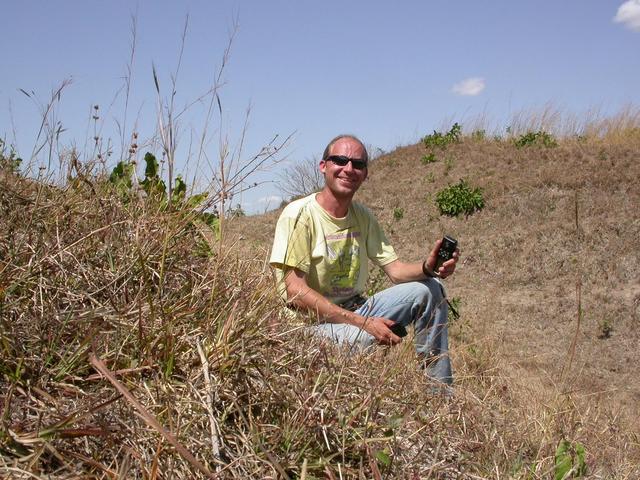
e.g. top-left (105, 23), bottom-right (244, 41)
top-left (322, 134), bottom-right (369, 163)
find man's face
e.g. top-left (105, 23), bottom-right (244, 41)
top-left (320, 138), bottom-right (368, 198)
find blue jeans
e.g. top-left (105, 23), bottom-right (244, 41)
top-left (312, 279), bottom-right (453, 384)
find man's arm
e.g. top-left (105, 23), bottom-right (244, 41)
top-left (382, 239), bottom-right (459, 284)
top-left (283, 267), bottom-right (402, 344)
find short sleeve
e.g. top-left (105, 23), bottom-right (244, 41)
top-left (269, 207), bottom-right (312, 274)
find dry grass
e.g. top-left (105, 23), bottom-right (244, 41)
top-left (460, 103), bottom-right (640, 145)
top-left (2, 110), bottom-right (640, 478)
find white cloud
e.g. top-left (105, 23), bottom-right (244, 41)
top-left (614, 0), bottom-right (640, 31)
top-left (258, 195), bottom-right (282, 205)
top-left (451, 77), bottom-right (485, 96)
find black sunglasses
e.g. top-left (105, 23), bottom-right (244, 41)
top-left (326, 155), bottom-right (367, 170)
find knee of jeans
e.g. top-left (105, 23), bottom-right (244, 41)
top-left (408, 281), bottom-right (433, 309)
top-left (417, 279), bottom-right (444, 307)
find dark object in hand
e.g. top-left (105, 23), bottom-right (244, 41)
top-left (390, 323), bottom-right (408, 337)
top-left (435, 235), bottom-right (458, 271)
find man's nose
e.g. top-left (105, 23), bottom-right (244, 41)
top-left (343, 160), bottom-right (354, 172)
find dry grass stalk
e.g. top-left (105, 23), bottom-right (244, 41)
top-left (89, 352), bottom-right (215, 478)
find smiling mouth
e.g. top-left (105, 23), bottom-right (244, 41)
top-left (338, 178), bottom-right (356, 185)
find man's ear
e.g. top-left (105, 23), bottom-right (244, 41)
top-left (319, 159), bottom-right (326, 174)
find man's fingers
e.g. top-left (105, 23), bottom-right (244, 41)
top-left (380, 318), bottom-right (396, 327)
top-left (378, 332), bottom-right (401, 345)
top-left (370, 318), bottom-right (402, 345)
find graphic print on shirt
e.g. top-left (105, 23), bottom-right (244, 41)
top-left (324, 231), bottom-right (361, 298)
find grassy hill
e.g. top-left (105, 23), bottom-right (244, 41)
top-left (1, 124), bottom-right (639, 478)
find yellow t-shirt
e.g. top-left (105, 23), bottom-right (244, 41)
top-left (269, 193), bottom-right (398, 304)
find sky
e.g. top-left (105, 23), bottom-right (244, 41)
top-left (1, 1), bottom-right (639, 213)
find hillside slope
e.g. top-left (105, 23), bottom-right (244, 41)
top-left (235, 133), bottom-right (640, 464)
top-left (360, 139), bottom-right (640, 411)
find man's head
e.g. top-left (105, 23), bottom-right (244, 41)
top-left (319, 134), bottom-right (369, 200)
top-left (322, 134), bottom-right (369, 164)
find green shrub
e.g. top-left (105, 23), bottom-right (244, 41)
top-left (421, 153), bottom-right (437, 164)
top-left (109, 152), bottom-right (206, 208)
top-left (515, 131), bottom-right (557, 148)
top-left (109, 152), bottom-right (219, 234)
top-left (423, 123), bottom-right (462, 148)
top-left (0, 139), bottom-right (22, 175)
top-left (393, 207), bottom-right (404, 220)
top-left (435, 179), bottom-right (484, 216)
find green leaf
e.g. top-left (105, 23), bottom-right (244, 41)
top-left (554, 439), bottom-right (586, 479)
top-left (109, 161), bottom-right (134, 184)
top-left (574, 442), bottom-right (587, 476)
top-left (555, 440), bottom-right (572, 480)
top-left (144, 152), bottom-right (159, 178)
top-left (186, 192), bottom-right (208, 208)
top-left (109, 161), bottom-right (134, 197)
top-left (140, 176), bottom-right (166, 199)
top-left (375, 450), bottom-right (391, 467)
top-left (172, 175), bottom-right (187, 205)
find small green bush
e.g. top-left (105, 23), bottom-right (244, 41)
top-left (109, 152), bottom-right (219, 233)
top-left (423, 123), bottom-right (462, 148)
top-left (515, 131), bottom-right (557, 148)
top-left (0, 139), bottom-right (22, 175)
top-left (421, 153), bottom-right (437, 164)
top-left (435, 179), bottom-right (484, 216)
top-left (393, 207), bottom-right (404, 220)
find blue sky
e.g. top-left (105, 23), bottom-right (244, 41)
top-left (1, 1), bottom-right (639, 212)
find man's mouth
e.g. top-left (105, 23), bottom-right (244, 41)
top-left (338, 177), bottom-right (356, 184)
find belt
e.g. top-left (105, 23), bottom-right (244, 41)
top-left (338, 294), bottom-right (367, 312)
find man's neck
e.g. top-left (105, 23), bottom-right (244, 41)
top-left (316, 189), bottom-right (353, 218)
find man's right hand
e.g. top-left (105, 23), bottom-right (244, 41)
top-left (362, 316), bottom-right (402, 345)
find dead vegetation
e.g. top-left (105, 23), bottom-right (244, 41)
top-left (2, 110), bottom-right (640, 479)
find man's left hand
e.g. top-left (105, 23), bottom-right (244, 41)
top-left (425, 239), bottom-right (460, 279)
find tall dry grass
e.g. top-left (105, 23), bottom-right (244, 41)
top-left (454, 102), bottom-right (640, 147)
top-left (0, 159), bottom-right (503, 478)
top-left (3, 107), bottom-right (640, 478)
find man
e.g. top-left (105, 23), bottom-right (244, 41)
top-left (270, 134), bottom-right (459, 384)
